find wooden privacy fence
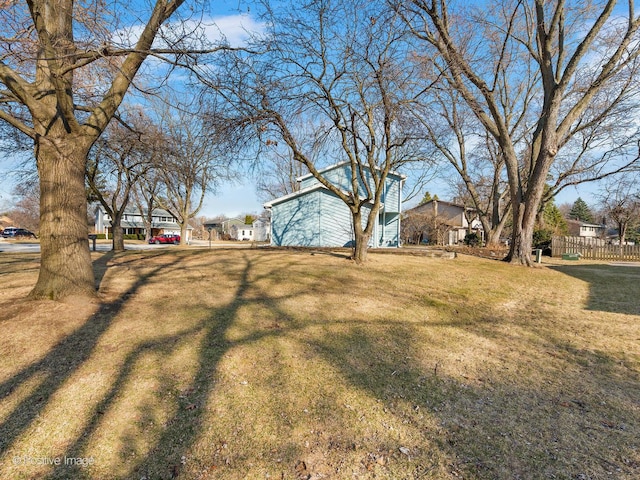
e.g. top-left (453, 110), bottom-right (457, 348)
top-left (552, 236), bottom-right (640, 261)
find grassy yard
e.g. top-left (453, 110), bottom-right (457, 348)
top-left (0, 248), bottom-right (638, 479)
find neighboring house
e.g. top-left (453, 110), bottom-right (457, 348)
top-left (230, 224), bottom-right (255, 241)
top-left (566, 220), bottom-right (606, 238)
top-left (220, 218), bottom-right (245, 235)
top-left (252, 218), bottom-right (271, 242)
top-left (204, 217), bottom-right (270, 242)
top-left (405, 199), bottom-right (483, 246)
top-left (203, 218), bottom-right (242, 239)
top-left (94, 206), bottom-right (192, 241)
top-left (263, 161), bottom-right (404, 248)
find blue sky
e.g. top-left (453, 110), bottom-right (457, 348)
top-left (202, 181), bottom-right (264, 218)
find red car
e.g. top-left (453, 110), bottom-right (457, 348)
top-left (149, 234), bottom-right (180, 245)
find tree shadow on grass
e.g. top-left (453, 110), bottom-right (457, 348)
top-left (92, 250), bottom-right (115, 290)
top-left (310, 315), bottom-right (640, 479)
top-left (4, 250), bottom-right (638, 479)
top-left (0, 253), bottom-right (42, 276)
top-left (0, 250), bottom-right (353, 480)
top-left (0, 250), bottom-right (196, 474)
top-left (549, 264), bottom-right (640, 315)
top-left (24, 251), bottom-right (306, 480)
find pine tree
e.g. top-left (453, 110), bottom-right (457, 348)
top-left (569, 197), bottom-right (595, 223)
top-left (419, 191), bottom-right (433, 205)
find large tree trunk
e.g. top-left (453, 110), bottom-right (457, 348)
top-left (506, 211), bottom-right (535, 266)
top-left (505, 168), bottom-right (548, 265)
top-left (485, 223), bottom-right (505, 247)
top-left (351, 210), bottom-right (372, 264)
top-left (111, 215), bottom-right (126, 252)
top-left (180, 222), bottom-right (188, 245)
top-left (30, 137), bottom-right (96, 299)
top-left (352, 230), bottom-right (370, 264)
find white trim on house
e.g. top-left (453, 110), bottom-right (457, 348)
top-left (263, 184), bottom-right (326, 208)
top-left (264, 184), bottom-right (379, 210)
top-left (295, 160), bottom-right (407, 183)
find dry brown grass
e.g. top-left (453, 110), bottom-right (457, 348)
top-left (0, 248), bottom-right (638, 480)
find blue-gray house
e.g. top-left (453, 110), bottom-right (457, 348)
top-left (263, 162), bottom-right (404, 248)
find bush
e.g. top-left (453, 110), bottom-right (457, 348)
top-left (464, 232), bottom-right (481, 247)
top-left (532, 228), bottom-right (553, 249)
top-left (533, 228), bottom-right (553, 255)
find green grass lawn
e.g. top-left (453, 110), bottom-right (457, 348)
top-left (0, 249), bottom-right (638, 479)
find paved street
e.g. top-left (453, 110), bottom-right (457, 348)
top-left (0, 239), bottom-right (254, 254)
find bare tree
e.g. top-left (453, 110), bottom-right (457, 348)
top-left (153, 99), bottom-right (231, 245)
top-left (86, 109), bottom-right (156, 251)
top-left (401, 212), bottom-right (451, 245)
top-left (600, 176), bottom-right (640, 250)
top-left (0, 0), bottom-right (227, 298)
top-left (132, 168), bottom-right (165, 243)
top-left (397, 0), bottom-right (640, 265)
top-left (255, 143), bottom-right (307, 203)
top-left (5, 182), bottom-right (40, 233)
top-left (414, 87), bottom-right (512, 245)
top-left (212, 0), bottom-right (428, 262)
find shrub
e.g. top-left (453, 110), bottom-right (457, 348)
top-left (464, 232), bottom-right (481, 247)
top-left (532, 228), bottom-right (553, 249)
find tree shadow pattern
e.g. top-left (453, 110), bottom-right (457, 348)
top-left (0, 250), bottom-right (638, 479)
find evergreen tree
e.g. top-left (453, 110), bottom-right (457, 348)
top-left (569, 197), bottom-right (595, 223)
top-left (543, 202), bottom-right (569, 235)
top-left (419, 191), bottom-right (433, 205)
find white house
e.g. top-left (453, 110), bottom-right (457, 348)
top-left (94, 206), bottom-right (191, 241)
top-left (567, 220), bottom-right (605, 238)
top-left (252, 218), bottom-right (271, 242)
top-left (230, 224), bottom-right (254, 241)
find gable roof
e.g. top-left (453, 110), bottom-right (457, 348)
top-left (566, 219), bottom-right (605, 228)
top-left (263, 182), bottom-right (382, 209)
top-left (296, 160), bottom-right (406, 182)
top-left (263, 184), bottom-right (327, 208)
top-left (407, 199), bottom-right (475, 214)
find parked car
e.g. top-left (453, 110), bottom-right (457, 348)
top-left (2, 227), bottom-right (37, 238)
top-left (149, 234), bottom-right (180, 245)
